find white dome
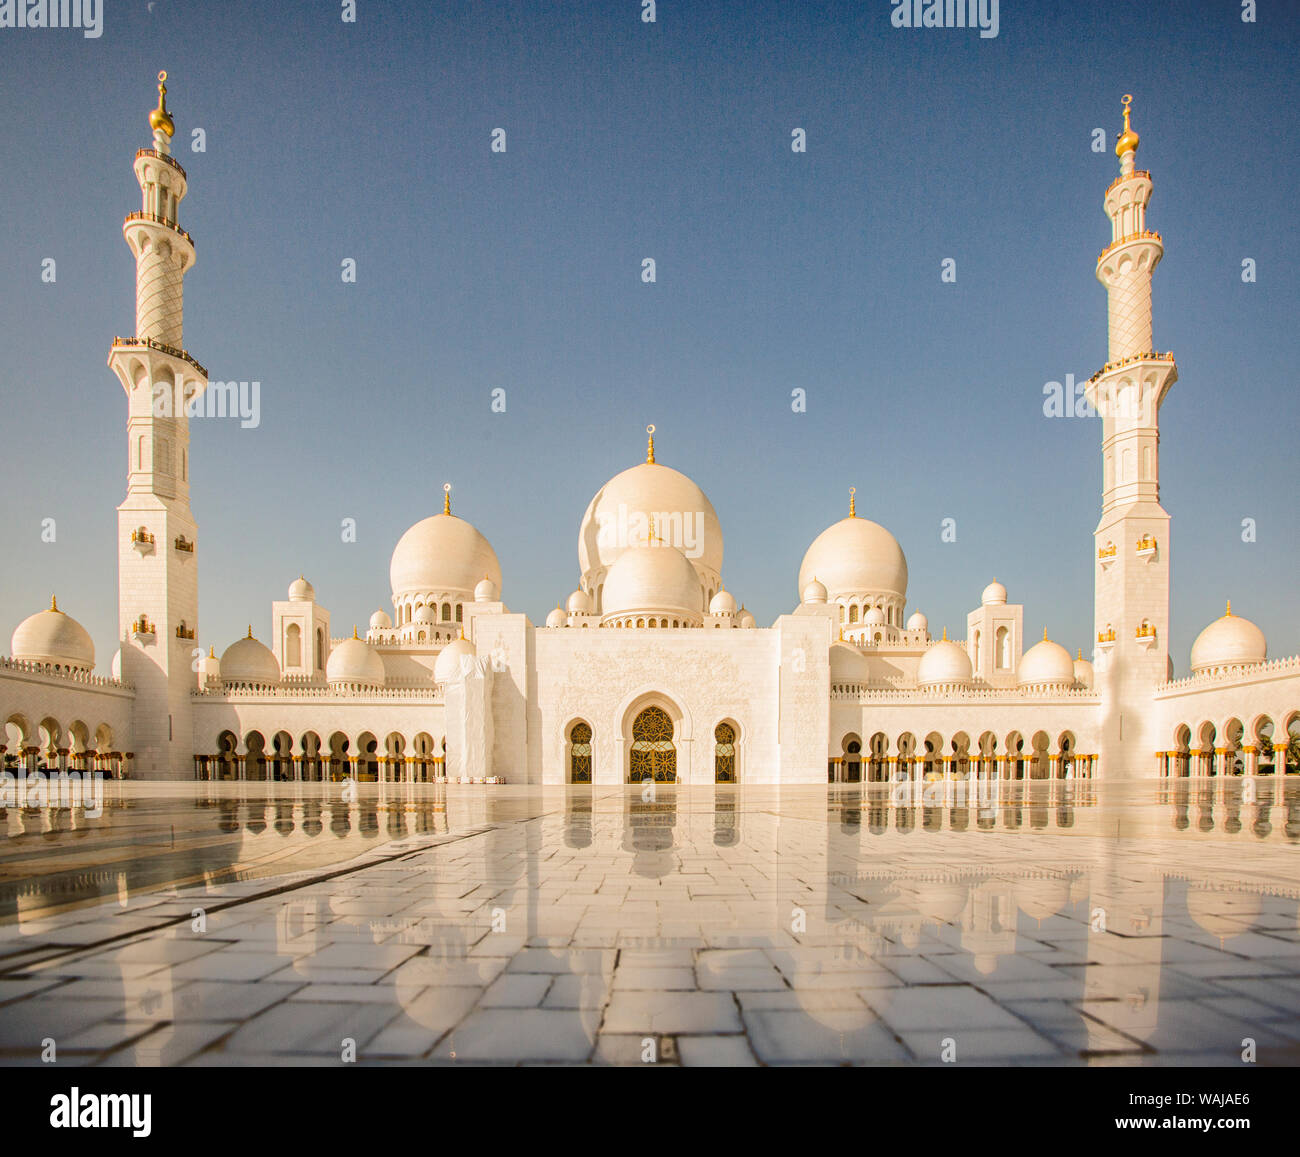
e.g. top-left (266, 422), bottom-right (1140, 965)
top-left (916, 639), bottom-right (973, 686)
top-left (288, 575), bottom-right (315, 602)
top-left (198, 646), bottom-right (221, 682)
top-left (829, 641), bottom-right (870, 684)
top-left (546, 606), bottom-right (568, 628)
top-left (390, 511), bottom-right (502, 602)
top-left (709, 587), bottom-right (737, 615)
top-left (474, 575), bottom-right (499, 602)
top-left (863, 606), bottom-right (886, 626)
top-left (434, 636), bottom-right (476, 683)
top-left (737, 608), bottom-right (755, 629)
top-left (981, 579), bottom-right (1007, 606)
top-left (566, 589), bottom-right (592, 615)
top-left (798, 516), bottom-right (908, 603)
top-left (369, 608), bottom-right (392, 630)
top-left (1190, 605), bottom-right (1266, 673)
top-left (907, 611), bottom-right (928, 632)
top-left (326, 634), bottom-right (385, 685)
top-left (801, 577), bottom-right (828, 604)
top-left (601, 543), bottom-right (703, 623)
top-left (1073, 651), bottom-right (1094, 689)
top-left (10, 598), bottom-right (95, 670)
top-left (1018, 637), bottom-right (1075, 687)
top-left (110, 648), bottom-right (122, 679)
top-left (578, 457), bottom-right (722, 592)
top-left (413, 604), bottom-right (437, 624)
top-left (220, 632), bottom-right (280, 685)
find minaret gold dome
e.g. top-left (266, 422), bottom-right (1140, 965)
top-left (1114, 93), bottom-right (1139, 159)
top-left (149, 71), bottom-right (175, 138)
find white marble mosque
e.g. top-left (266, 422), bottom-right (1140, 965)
top-left (2, 83), bottom-right (1298, 788)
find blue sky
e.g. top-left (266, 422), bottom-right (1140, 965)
top-left (1, 0), bottom-right (1296, 674)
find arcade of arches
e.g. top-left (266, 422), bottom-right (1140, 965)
top-left (831, 729), bottom-right (1096, 783)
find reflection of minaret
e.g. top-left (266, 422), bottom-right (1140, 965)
top-left (109, 73), bottom-right (208, 778)
top-left (1084, 95), bottom-right (1178, 768)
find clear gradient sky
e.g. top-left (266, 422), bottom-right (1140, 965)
top-left (1, 0), bottom-right (1296, 675)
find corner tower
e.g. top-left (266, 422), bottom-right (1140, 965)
top-left (107, 73), bottom-right (208, 778)
top-left (1083, 95), bottom-right (1178, 763)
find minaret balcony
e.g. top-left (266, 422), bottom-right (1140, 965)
top-left (132, 616), bottom-right (156, 643)
top-left (1104, 169), bottom-right (1151, 196)
top-left (123, 210), bottom-right (192, 245)
top-left (110, 336), bottom-right (207, 380)
top-left (1086, 351), bottom-right (1176, 387)
top-left (1097, 229), bottom-right (1162, 264)
top-left (176, 623), bottom-right (196, 641)
top-left (1136, 535), bottom-right (1158, 560)
top-left (135, 147), bottom-right (187, 179)
top-left (1097, 542), bottom-right (1117, 569)
top-left (174, 535), bottom-right (195, 554)
top-left (130, 527), bottom-right (156, 555)
top-left (1135, 622), bottom-right (1158, 650)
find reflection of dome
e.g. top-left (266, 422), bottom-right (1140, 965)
top-left (1016, 877), bottom-right (1070, 922)
top-left (906, 610), bottom-right (928, 632)
top-left (801, 577), bottom-right (828, 604)
top-left (369, 608), bottom-right (392, 630)
top-left (1186, 886), bottom-right (1261, 940)
top-left (220, 630), bottom-right (280, 684)
top-left (578, 451), bottom-right (723, 596)
top-left (326, 633), bottom-right (385, 685)
top-left (908, 881), bottom-right (968, 925)
top-left (1073, 650), bottom-right (1094, 688)
top-left (11, 597), bottom-right (95, 670)
top-left (434, 636), bottom-right (476, 683)
top-left (1190, 604), bottom-right (1266, 673)
top-left (1018, 637), bottom-right (1075, 688)
top-left (601, 543), bottom-right (703, 625)
top-left (709, 586), bottom-right (737, 615)
top-left (798, 516), bottom-right (908, 603)
top-left (566, 589), bottom-right (591, 614)
top-left (474, 576), bottom-right (499, 602)
top-left (829, 642), bottom-right (869, 684)
top-left (288, 575), bottom-right (315, 601)
top-left (546, 606), bottom-right (568, 628)
top-left (981, 579), bottom-right (1007, 606)
top-left (390, 510), bottom-right (502, 601)
top-left (917, 639), bottom-right (973, 686)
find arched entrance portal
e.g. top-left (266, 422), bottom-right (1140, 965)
top-left (714, 722), bottom-right (736, 783)
top-left (569, 721), bottom-right (593, 783)
top-left (630, 706), bottom-right (676, 783)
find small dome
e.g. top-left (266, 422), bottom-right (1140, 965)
top-left (906, 610), bottom-right (928, 632)
top-left (798, 515), bottom-right (908, 603)
top-left (413, 604), bottom-right (437, 624)
top-left (709, 587), bottom-right (737, 615)
top-left (220, 631), bottom-right (280, 685)
top-left (737, 607), bottom-right (755, 629)
top-left (434, 636), bottom-right (476, 683)
top-left (829, 641), bottom-right (870, 684)
top-left (1073, 650), bottom-right (1094, 689)
top-left (369, 608), bottom-right (392, 630)
top-left (474, 575), bottom-right (499, 602)
top-left (801, 577), bottom-right (828, 604)
top-left (981, 579), bottom-right (1007, 606)
top-left (1190, 604), bottom-right (1266, 673)
top-left (863, 606), bottom-right (886, 626)
top-left (110, 649), bottom-right (122, 679)
top-left (546, 606), bottom-right (568, 628)
top-left (566, 589), bottom-right (592, 615)
top-left (10, 597), bottom-right (95, 671)
top-left (917, 638), bottom-right (973, 687)
top-left (602, 542), bottom-right (703, 624)
top-left (390, 509), bottom-right (502, 603)
top-left (326, 633), bottom-right (385, 685)
top-left (1018, 636), bottom-right (1075, 688)
top-left (288, 575), bottom-right (315, 602)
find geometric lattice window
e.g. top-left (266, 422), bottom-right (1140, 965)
top-left (570, 721), bottom-right (592, 783)
top-left (714, 722), bottom-right (736, 783)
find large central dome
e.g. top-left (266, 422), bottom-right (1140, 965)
top-left (578, 432), bottom-right (723, 610)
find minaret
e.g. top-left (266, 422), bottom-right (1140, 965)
top-left (1083, 95), bottom-right (1178, 766)
top-left (107, 73), bottom-right (208, 778)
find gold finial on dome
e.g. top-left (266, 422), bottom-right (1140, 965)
top-left (1226, 599), bottom-right (1232, 617)
top-left (352, 625), bottom-right (359, 639)
top-left (246, 624), bottom-right (253, 639)
top-left (646, 424), bottom-right (656, 465)
top-left (1077, 648), bottom-right (1083, 661)
top-left (443, 482), bottom-right (452, 516)
top-left (209, 645), bottom-right (216, 658)
top-left (849, 487), bottom-right (856, 518)
top-left (50, 594), bottom-right (59, 612)
top-left (942, 626), bottom-right (948, 641)
top-left (150, 70), bottom-right (175, 138)
top-left (1043, 626), bottom-right (1048, 640)
top-left (1114, 93), bottom-right (1139, 159)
